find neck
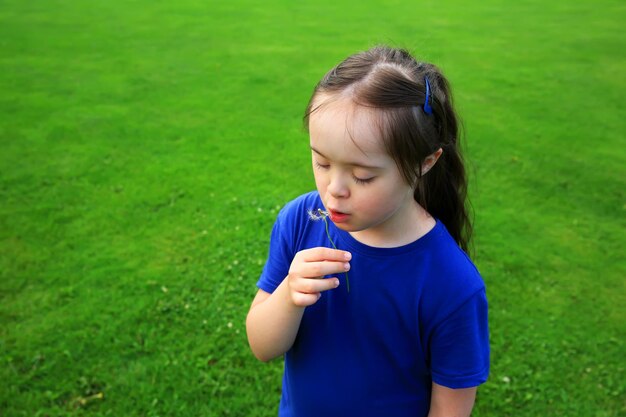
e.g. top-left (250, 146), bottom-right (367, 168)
top-left (350, 202), bottom-right (436, 248)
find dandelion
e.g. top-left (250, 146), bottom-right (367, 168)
top-left (308, 208), bottom-right (351, 292)
top-left (307, 208), bottom-right (328, 221)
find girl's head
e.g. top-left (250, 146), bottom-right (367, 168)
top-left (305, 45), bottom-right (472, 253)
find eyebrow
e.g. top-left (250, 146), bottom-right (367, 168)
top-left (310, 146), bottom-right (383, 170)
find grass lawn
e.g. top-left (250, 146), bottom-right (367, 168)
top-left (1, 0), bottom-right (624, 415)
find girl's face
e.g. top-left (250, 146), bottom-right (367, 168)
top-left (309, 95), bottom-right (422, 247)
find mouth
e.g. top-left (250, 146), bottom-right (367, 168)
top-left (328, 209), bottom-right (350, 223)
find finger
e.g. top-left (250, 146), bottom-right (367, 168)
top-left (300, 247), bottom-right (352, 262)
top-left (301, 260), bottom-right (350, 279)
top-left (291, 292), bottom-right (321, 307)
top-left (292, 276), bottom-right (340, 295)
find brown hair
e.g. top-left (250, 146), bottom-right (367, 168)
top-left (304, 45), bottom-right (473, 253)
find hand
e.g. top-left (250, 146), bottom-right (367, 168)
top-left (287, 247), bottom-right (351, 307)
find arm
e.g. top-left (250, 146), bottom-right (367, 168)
top-left (428, 383), bottom-right (477, 417)
top-left (246, 247), bottom-right (351, 362)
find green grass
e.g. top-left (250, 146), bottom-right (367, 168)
top-left (1, 0), bottom-right (624, 415)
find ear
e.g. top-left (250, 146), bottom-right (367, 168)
top-left (421, 148), bottom-right (443, 175)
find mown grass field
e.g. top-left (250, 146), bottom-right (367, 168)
top-left (1, 0), bottom-right (624, 415)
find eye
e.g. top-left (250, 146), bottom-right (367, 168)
top-left (353, 175), bottom-right (375, 185)
top-left (314, 161), bottom-right (330, 170)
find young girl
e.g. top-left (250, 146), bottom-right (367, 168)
top-left (246, 46), bottom-right (489, 417)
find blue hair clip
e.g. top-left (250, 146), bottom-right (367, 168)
top-left (423, 77), bottom-right (433, 115)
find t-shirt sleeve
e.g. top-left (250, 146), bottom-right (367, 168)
top-left (256, 212), bottom-right (294, 294)
top-left (430, 288), bottom-right (490, 389)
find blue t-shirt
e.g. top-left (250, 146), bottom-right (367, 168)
top-left (257, 192), bottom-right (489, 417)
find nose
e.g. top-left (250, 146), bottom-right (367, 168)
top-left (327, 172), bottom-right (350, 199)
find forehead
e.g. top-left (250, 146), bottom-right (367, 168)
top-left (309, 94), bottom-right (386, 157)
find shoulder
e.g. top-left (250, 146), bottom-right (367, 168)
top-left (426, 221), bottom-right (482, 286)
top-left (270, 191), bottom-right (324, 248)
top-left (419, 221), bottom-right (486, 321)
top-left (257, 191), bottom-right (323, 293)
top-left (277, 191), bottom-right (323, 221)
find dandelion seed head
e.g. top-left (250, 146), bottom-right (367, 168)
top-left (307, 208), bottom-right (329, 221)
top-left (306, 209), bottom-right (320, 221)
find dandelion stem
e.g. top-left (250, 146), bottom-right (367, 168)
top-left (321, 215), bottom-right (350, 293)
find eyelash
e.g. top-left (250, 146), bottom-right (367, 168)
top-left (314, 161), bottom-right (374, 185)
top-left (353, 177), bottom-right (374, 185)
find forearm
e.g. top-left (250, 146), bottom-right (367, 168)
top-left (247, 247), bottom-right (349, 362)
top-left (246, 279), bottom-right (305, 362)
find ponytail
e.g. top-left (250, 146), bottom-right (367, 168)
top-left (414, 68), bottom-right (472, 254)
top-left (415, 140), bottom-right (472, 254)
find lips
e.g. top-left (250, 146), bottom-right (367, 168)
top-left (328, 209), bottom-right (350, 223)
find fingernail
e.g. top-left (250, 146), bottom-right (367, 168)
top-left (335, 279), bottom-right (340, 288)
top-left (344, 252), bottom-right (352, 260)
top-left (344, 263), bottom-right (350, 271)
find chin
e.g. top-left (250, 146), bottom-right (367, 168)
top-left (332, 221), bottom-right (363, 233)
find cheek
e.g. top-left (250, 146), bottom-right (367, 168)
top-left (355, 186), bottom-right (394, 212)
top-left (313, 171), bottom-right (327, 191)
top-left (358, 183), bottom-right (412, 214)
